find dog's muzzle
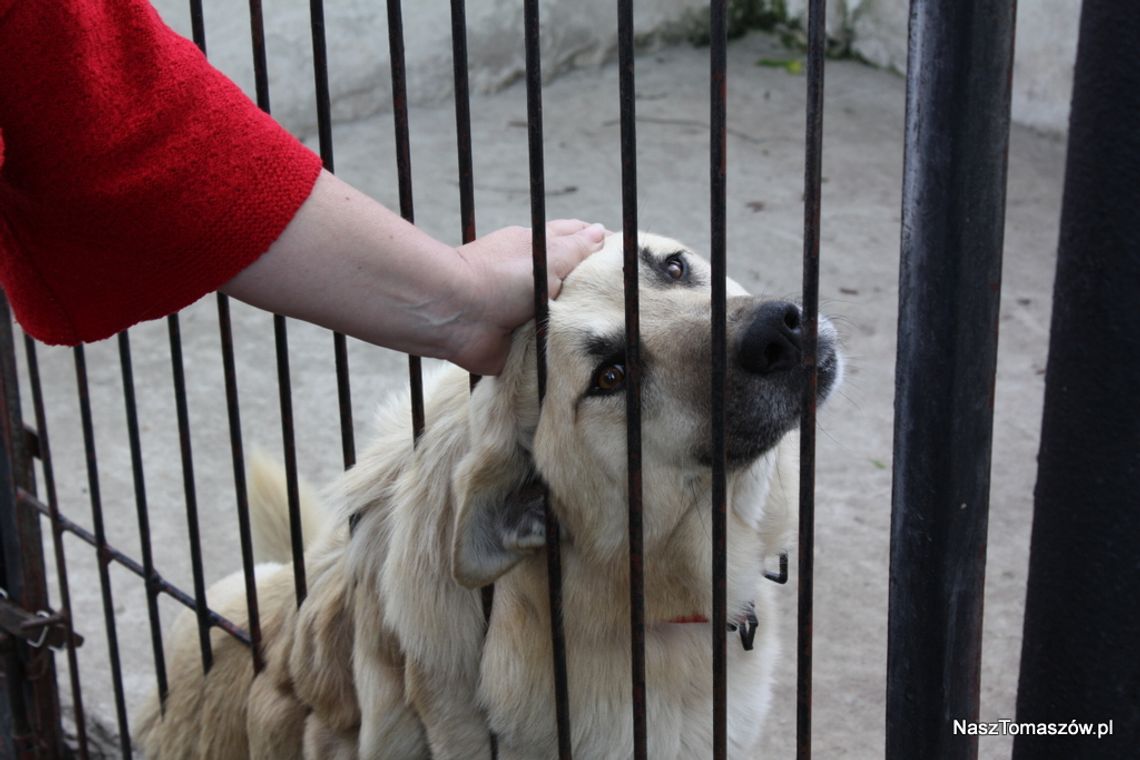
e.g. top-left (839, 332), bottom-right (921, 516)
top-left (718, 299), bottom-right (840, 465)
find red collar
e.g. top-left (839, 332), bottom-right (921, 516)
top-left (664, 604), bottom-right (759, 650)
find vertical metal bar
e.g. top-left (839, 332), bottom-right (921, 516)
top-left (180, 0), bottom-right (218, 676)
top-left (116, 333), bottom-right (169, 706)
top-left (248, 0), bottom-right (308, 606)
top-left (216, 295), bottom-right (265, 672)
top-left (167, 315), bottom-right (213, 671)
top-left (450, 0), bottom-right (477, 250)
top-left (307, 0), bottom-right (356, 468)
top-left (73, 346), bottom-right (133, 758)
top-left (798, 0), bottom-right (827, 757)
top-left (708, 2), bottom-right (728, 757)
top-left (616, 1), bottom-right (646, 757)
top-left (885, 1), bottom-right (1016, 758)
top-left (247, 0), bottom-right (271, 111)
top-left (274, 321), bottom-right (308, 605)
top-left (386, 0), bottom-right (427, 442)
top-left (523, 2), bottom-right (572, 756)
top-left (449, 11), bottom-right (494, 756)
top-left (0, 303), bottom-right (64, 760)
top-left (1013, 2), bottom-right (1140, 757)
top-left (23, 336), bottom-right (88, 758)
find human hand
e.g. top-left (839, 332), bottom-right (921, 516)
top-left (448, 219), bottom-right (607, 375)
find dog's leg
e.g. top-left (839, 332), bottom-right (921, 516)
top-left (303, 716), bottom-right (359, 760)
top-left (247, 671), bottom-right (306, 760)
top-left (353, 590), bottom-right (430, 759)
top-left (404, 660), bottom-right (494, 760)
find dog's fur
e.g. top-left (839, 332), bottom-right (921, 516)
top-left (134, 232), bottom-right (841, 759)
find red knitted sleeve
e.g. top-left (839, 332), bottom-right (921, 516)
top-left (0, 0), bottom-right (323, 344)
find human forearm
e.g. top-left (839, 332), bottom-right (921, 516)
top-left (222, 170), bottom-right (606, 375)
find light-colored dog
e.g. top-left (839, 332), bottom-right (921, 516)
top-left (134, 232), bottom-right (842, 759)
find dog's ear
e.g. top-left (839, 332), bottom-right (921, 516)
top-left (452, 445), bottom-right (546, 589)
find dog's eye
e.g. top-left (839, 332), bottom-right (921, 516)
top-left (664, 255), bottom-right (687, 281)
top-left (591, 364), bottom-right (626, 394)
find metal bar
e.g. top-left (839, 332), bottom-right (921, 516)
top-left (306, 0), bottom-right (356, 469)
top-left (216, 294), bottom-right (264, 672)
top-left (450, 0), bottom-right (477, 249)
top-left (0, 303), bottom-right (64, 760)
top-left (23, 337), bottom-right (88, 758)
top-left (385, 0), bottom-right (427, 442)
top-left (16, 490), bottom-right (252, 646)
top-left (522, 2), bottom-right (572, 756)
top-left (248, 0), bottom-right (271, 112)
top-left (166, 315), bottom-right (213, 671)
top-left (449, 10), bottom-right (494, 755)
top-left (708, 2), bottom-right (728, 757)
top-left (616, 0), bottom-right (646, 757)
top-left (73, 346), bottom-right (133, 758)
top-left (798, 1), bottom-right (827, 757)
top-left (885, 1), bottom-right (1016, 758)
top-left (245, 0), bottom-right (307, 610)
top-left (116, 333), bottom-right (169, 707)
top-left (1013, 2), bottom-right (1140, 756)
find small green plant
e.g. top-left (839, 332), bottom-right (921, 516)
top-left (682, 0), bottom-right (790, 47)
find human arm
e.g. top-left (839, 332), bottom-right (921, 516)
top-left (222, 169), bottom-right (605, 375)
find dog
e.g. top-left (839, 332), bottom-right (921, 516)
top-left (134, 232), bottom-right (842, 758)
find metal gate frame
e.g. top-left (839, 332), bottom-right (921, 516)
top-left (1, 1), bottom-right (1137, 759)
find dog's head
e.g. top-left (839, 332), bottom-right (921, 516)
top-left (452, 232), bottom-right (841, 593)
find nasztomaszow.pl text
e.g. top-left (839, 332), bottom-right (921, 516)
top-left (954, 719), bottom-right (1113, 739)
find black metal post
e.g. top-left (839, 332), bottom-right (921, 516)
top-left (886, 1), bottom-right (1016, 759)
top-left (1012, 2), bottom-right (1140, 757)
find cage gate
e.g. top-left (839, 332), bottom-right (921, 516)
top-left (2, 1), bottom-right (1137, 760)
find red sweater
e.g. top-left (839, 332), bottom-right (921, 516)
top-left (0, 0), bottom-right (322, 344)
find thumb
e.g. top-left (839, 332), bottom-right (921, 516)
top-left (546, 222), bottom-right (607, 287)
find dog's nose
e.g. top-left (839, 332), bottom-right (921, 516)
top-left (738, 301), bottom-right (802, 375)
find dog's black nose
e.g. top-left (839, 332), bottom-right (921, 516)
top-left (738, 301), bottom-right (802, 375)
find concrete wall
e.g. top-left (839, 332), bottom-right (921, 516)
top-left (786, 0), bottom-right (1080, 135)
top-left (152, 1), bottom-right (1078, 139)
top-left (151, 0), bottom-right (706, 138)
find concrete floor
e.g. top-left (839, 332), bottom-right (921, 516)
top-left (20, 30), bottom-right (1066, 758)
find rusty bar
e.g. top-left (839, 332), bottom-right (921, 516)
top-left (886, 1), bottom-right (1016, 757)
top-left (248, 0), bottom-right (271, 111)
top-left (306, 0), bottom-right (356, 468)
top-left (523, 1), bottom-right (572, 756)
top-left (385, 0), bottom-right (427, 442)
top-left (16, 490), bottom-right (252, 647)
top-left (450, 0), bottom-right (477, 249)
top-left (73, 346), bottom-right (133, 757)
top-left (181, 0), bottom-right (217, 678)
top-left (797, 0), bottom-right (827, 758)
top-left (116, 333), bottom-right (169, 707)
top-left (166, 315), bottom-right (213, 671)
top-left (708, 1), bottom-right (728, 757)
top-left (274, 318), bottom-right (308, 606)
top-left (449, 11), bottom-right (494, 756)
top-left (616, 0), bottom-right (646, 757)
top-left (0, 302), bottom-right (65, 760)
top-left (247, 0), bottom-right (307, 606)
top-left (22, 337), bottom-right (88, 758)
top-left (216, 294), bottom-right (264, 672)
